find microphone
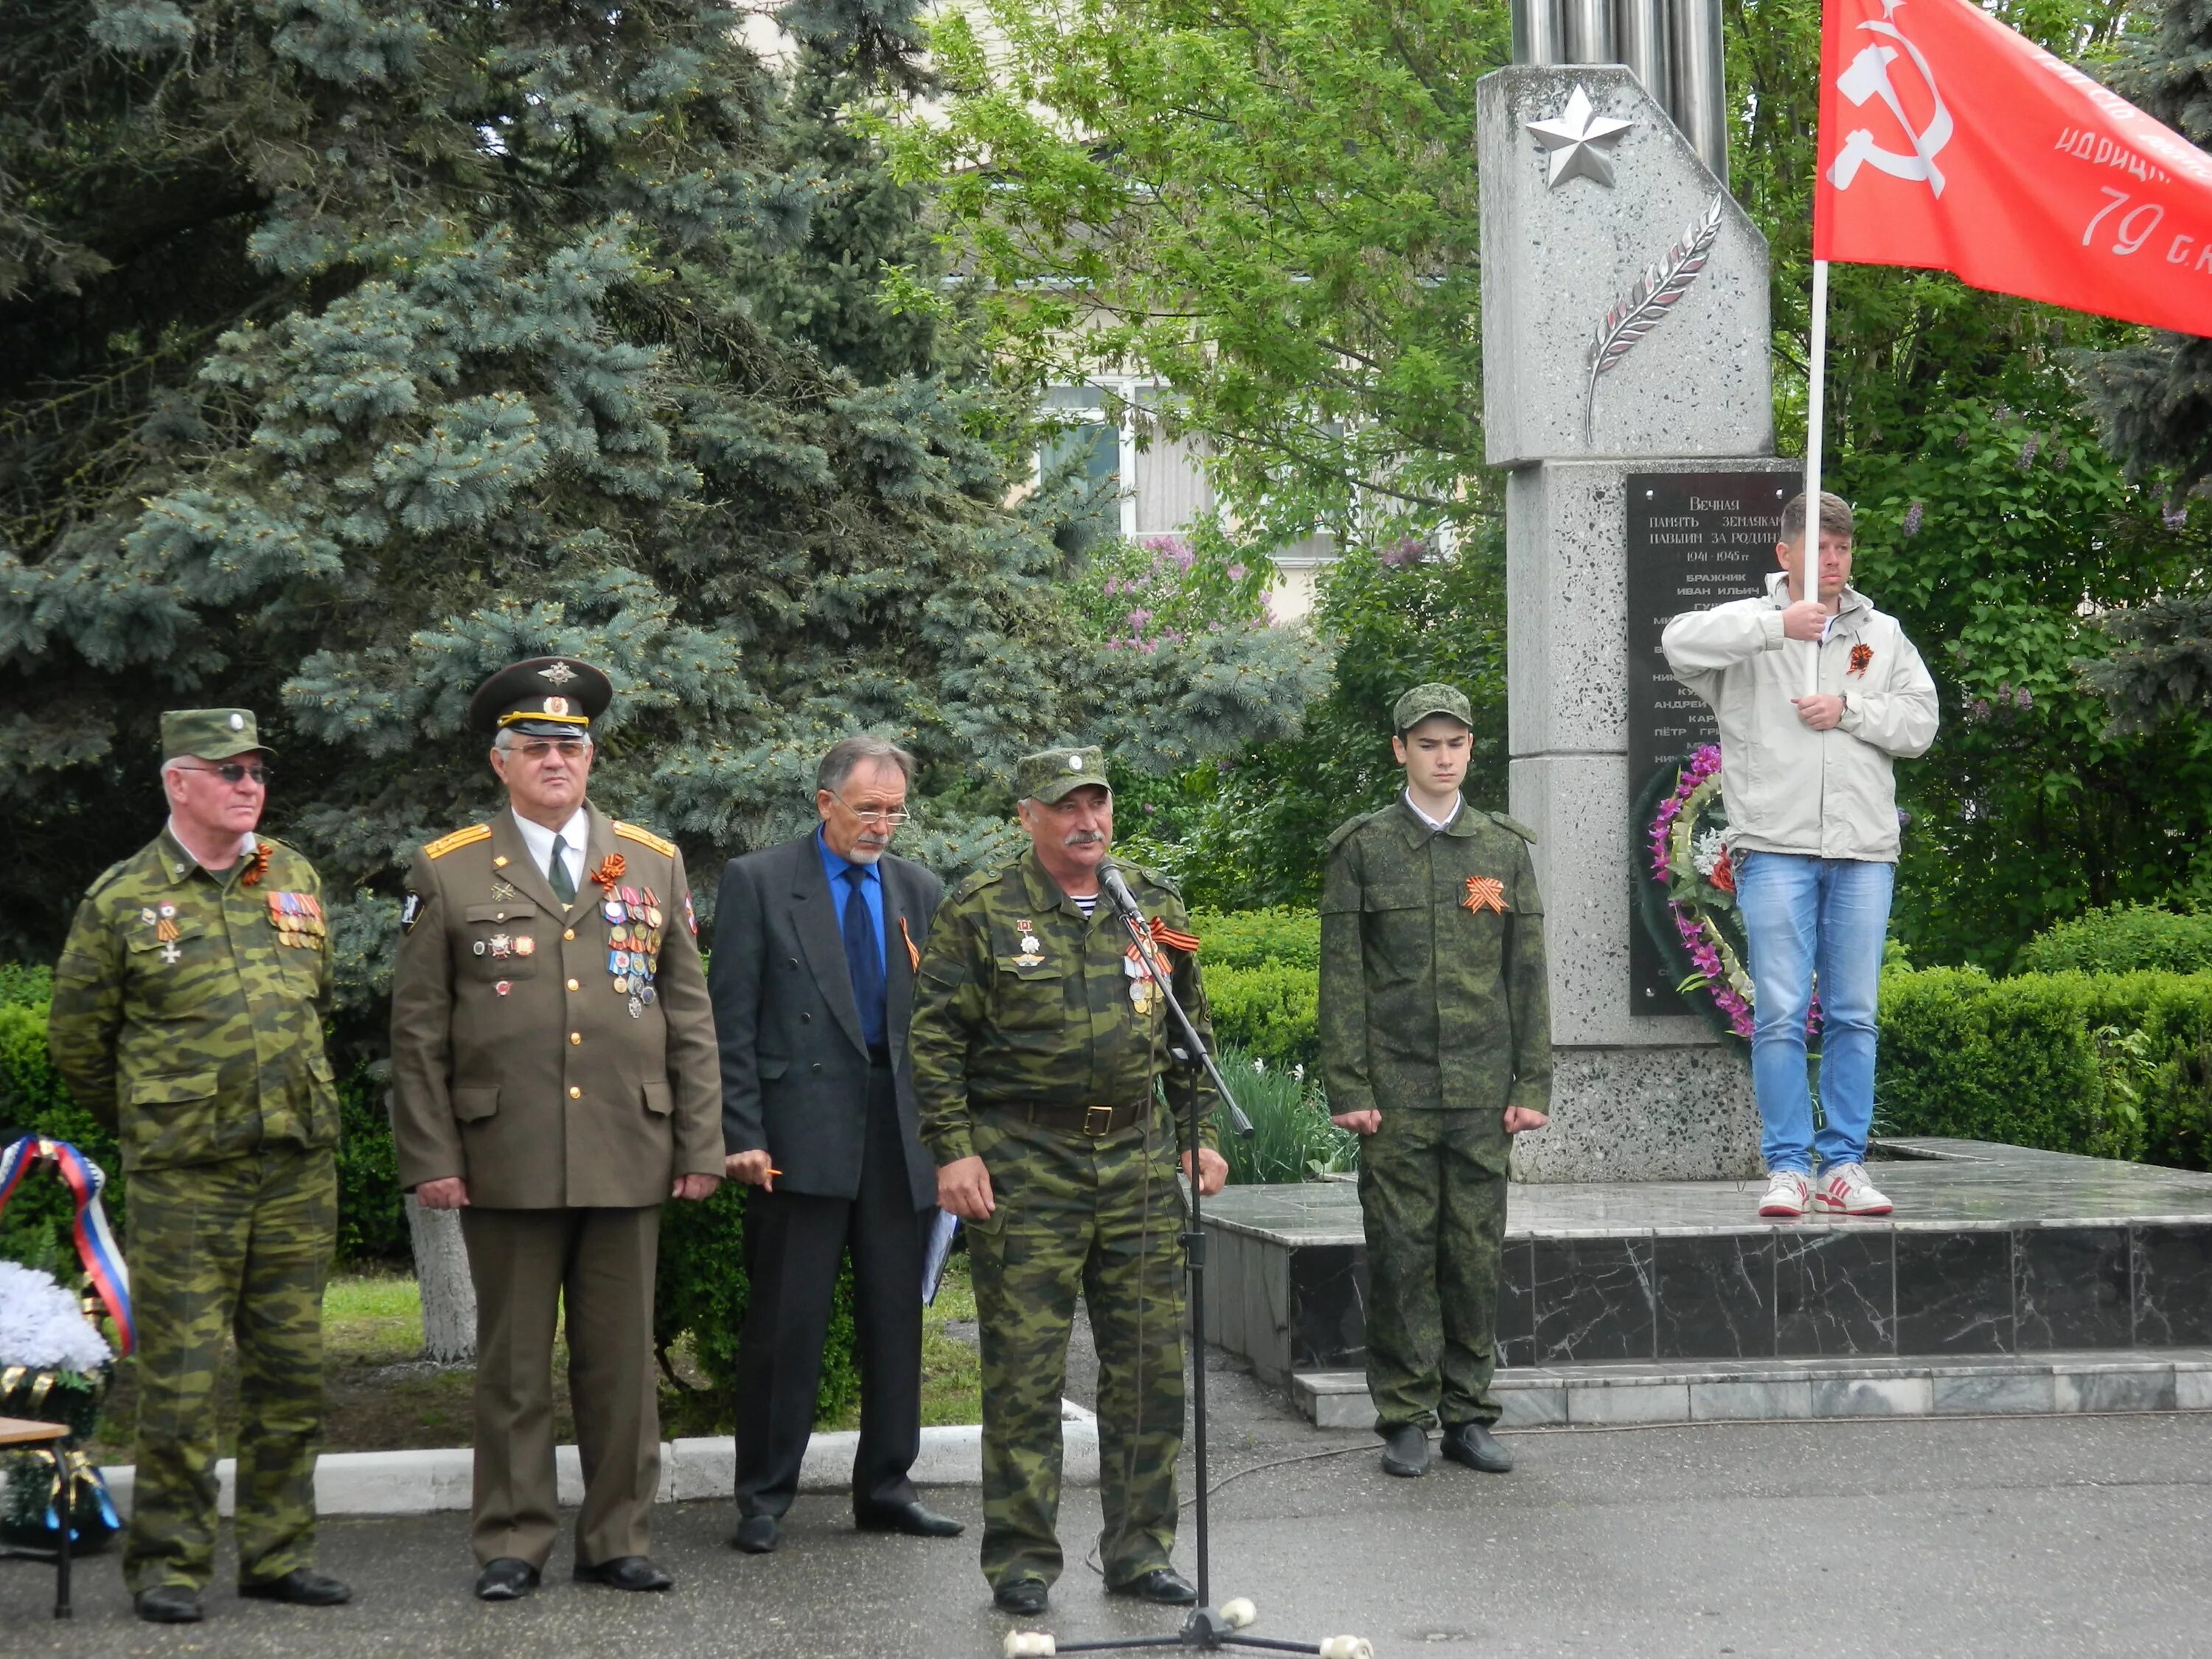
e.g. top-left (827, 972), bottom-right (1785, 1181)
top-left (1097, 860), bottom-right (1144, 923)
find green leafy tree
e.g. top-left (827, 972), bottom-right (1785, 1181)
top-left (0, 0), bottom-right (1318, 1004)
top-left (2075, 0), bottom-right (2212, 732)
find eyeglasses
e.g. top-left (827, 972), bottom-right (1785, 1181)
top-left (512, 740), bottom-right (589, 762)
top-left (175, 763), bottom-right (271, 786)
top-left (835, 801), bottom-right (913, 827)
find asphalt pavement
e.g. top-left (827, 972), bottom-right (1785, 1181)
top-left (7, 1404), bottom-right (2211, 1659)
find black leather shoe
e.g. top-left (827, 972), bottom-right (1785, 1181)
top-left (239, 1568), bottom-right (353, 1606)
top-left (473, 1558), bottom-right (542, 1601)
top-left (1107, 1567), bottom-right (1198, 1605)
top-left (855, 1499), bottom-right (965, 1538)
top-left (993, 1578), bottom-right (1050, 1615)
top-left (1440, 1421), bottom-right (1514, 1473)
top-left (573, 1555), bottom-right (675, 1592)
top-left (1380, 1424), bottom-right (1431, 1478)
top-left (730, 1513), bottom-right (780, 1554)
top-left (134, 1585), bottom-right (204, 1624)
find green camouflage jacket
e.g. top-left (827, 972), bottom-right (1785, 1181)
top-left (47, 828), bottom-right (339, 1172)
top-left (910, 849), bottom-right (1219, 1164)
top-left (1320, 796), bottom-right (1551, 1133)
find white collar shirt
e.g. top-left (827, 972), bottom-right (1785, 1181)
top-left (511, 805), bottom-right (588, 900)
top-left (1402, 790), bottom-right (1463, 832)
top-left (166, 818), bottom-right (257, 872)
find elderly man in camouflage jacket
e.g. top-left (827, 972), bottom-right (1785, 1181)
top-left (1321, 685), bottom-right (1551, 1479)
top-left (48, 710), bottom-right (350, 1624)
top-left (910, 745), bottom-right (1228, 1618)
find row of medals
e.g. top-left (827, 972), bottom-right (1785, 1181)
top-left (266, 891), bottom-right (327, 948)
top-left (1016, 914), bottom-right (1161, 1015)
top-left (605, 884), bottom-right (664, 1019)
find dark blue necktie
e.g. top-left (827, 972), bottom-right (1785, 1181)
top-left (841, 865), bottom-right (888, 1051)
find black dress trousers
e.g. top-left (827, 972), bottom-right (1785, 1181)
top-left (731, 1064), bottom-right (931, 1516)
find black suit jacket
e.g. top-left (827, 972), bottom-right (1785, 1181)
top-left (709, 833), bottom-right (942, 1207)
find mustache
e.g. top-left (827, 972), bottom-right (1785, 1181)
top-left (1063, 829), bottom-right (1107, 846)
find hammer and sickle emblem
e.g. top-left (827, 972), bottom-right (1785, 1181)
top-left (1827, 2), bottom-right (1953, 197)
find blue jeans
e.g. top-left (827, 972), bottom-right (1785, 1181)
top-left (1732, 852), bottom-right (1894, 1175)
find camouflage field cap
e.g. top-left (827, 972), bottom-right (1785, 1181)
top-left (1393, 682), bottom-right (1473, 734)
top-left (161, 708), bottom-right (273, 762)
top-left (1018, 745), bottom-right (1110, 804)
top-left (468, 655), bottom-right (613, 737)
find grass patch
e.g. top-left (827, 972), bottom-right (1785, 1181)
top-left (89, 1256), bottom-right (986, 1460)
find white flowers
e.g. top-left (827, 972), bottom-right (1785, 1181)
top-left (0, 1260), bottom-right (112, 1374)
top-left (1691, 827), bottom-right (1728, 880)
top-left (1251, 1056), bottom-right (1266, 1074)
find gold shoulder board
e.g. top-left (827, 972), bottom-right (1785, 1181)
top-left (423, 824), bottom-right (493, 860)
top-left (613, 821), bottom-right (678, 858)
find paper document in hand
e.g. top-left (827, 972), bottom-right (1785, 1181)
top-left (922, 1207), bottom-right (960, 1304)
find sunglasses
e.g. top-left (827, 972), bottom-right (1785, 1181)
top-left (175, 762), bottom-right (271, 786)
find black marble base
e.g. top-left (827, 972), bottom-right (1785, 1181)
top-left (1199, 1142), bottom-right (2212, 1372)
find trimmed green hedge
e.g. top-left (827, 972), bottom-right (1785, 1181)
top-left (1190, 908), bottom-right (1321, 970)
top-left (2014, 904), bottom-right (2212, 976)
top-left (1876, 969), bottom-right (2212, 1169)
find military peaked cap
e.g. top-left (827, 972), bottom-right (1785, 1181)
top-left (468, 656), bottom-right (613, 737)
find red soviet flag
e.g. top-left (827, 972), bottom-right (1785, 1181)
top-left (1814, 0), bottom-right (2212, 335)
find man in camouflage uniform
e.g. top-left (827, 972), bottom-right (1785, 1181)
top-left (911, 745), bottom-right (1228, 1617)
top-left (1321, 685), bottom-right (1551, 1480)
top-left (47, 710), bottom-right (350, 1624)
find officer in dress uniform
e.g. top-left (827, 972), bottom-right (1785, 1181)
top-left (388, 658), bottom-right (723, 1601)
top-left (909, 745), bottom-right (1229, 1617)
top-left (1320, 684), bottom-right (1551, 1479)
top-left (48, 709), bottom-right (352, 1624)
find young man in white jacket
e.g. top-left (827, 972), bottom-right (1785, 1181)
top-left (1660, 492), bottom-right (1939, 1217)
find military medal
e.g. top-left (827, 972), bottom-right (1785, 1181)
top-left (603, 897), bottom-right (626, 923)
top-left (473, 940), bottom-right (487, 956)
top-left (159, 941), bottom-right (182, 965)
top-left (489, 933), bottom-right (513, 959)
top-left (513, 935), bottom-right (535, 957)
top-left (495, 980), bottom-right (512, 996)
top-left (1462, 876), bottom-right (1509, 916)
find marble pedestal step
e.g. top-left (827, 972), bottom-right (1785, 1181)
top-left (1292, 1349), bottom-right (2212, 1431)
top-left (1204, 1140), bottom-right (2212, 1383)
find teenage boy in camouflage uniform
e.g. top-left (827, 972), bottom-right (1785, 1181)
top-left (1321, 685), bottom-right (1551, 1479)
top-left (910, 745), bottom-right (1228, 1617)
top-left (48, 709), bottom-right (350, 1624)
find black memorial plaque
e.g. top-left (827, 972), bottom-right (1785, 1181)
top-left (1627, 470), bottom-right (1793, 1017)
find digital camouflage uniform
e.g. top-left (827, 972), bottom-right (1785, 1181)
top-left (46, 710), bottom-right (339, 1596)
top-left (909, 748), bottom-right (1217, 1593)
top-left (1320, 698), bottom-right (1550, 1435)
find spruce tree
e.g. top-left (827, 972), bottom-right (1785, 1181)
top-left (0, 0), bottom-right (1318, 995)
top-left (2076, 0), bottom-right (2212, 730)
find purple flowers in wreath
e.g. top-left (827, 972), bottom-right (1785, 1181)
top-left (1638, 745), bottom-right (1820, 1048)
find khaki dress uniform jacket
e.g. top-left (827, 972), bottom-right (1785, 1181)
top-left (388, 803), bottom-right (721, 1570)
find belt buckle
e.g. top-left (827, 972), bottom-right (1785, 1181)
top-left (1082, 1105), bottom-right (1115, 1138)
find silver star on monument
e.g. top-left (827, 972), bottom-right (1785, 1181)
top-left (1526, 85), bottom-right (1634, 189)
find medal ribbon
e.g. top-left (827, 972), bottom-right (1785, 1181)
top-left (1462, 876), bottom-right (1509, 916)
top-left (1123, 917), bottom-right (1202, 964)
top-left (0, 1135), bottom-right (136, 1355)
top-left (591, 853), bottom-right (627, 891)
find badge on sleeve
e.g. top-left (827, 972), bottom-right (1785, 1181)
top-left (400, 892), bottom-right (423, 933)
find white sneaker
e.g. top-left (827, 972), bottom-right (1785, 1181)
top-left (1813, 1162), bottom-right (1893, 1216)
top-left (1756, 1169), bottom-right (1810, 1218)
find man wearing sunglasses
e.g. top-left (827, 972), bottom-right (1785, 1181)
top-left (48, 709), bottom-right (351, 1624)
top-left (709, 735), bottom-right (961, 1556)
top-left (388, 656), bottom-right (723, 1602)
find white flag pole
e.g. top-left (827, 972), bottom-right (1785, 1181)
top-left (1801, 257), bottom-right (1830, 700)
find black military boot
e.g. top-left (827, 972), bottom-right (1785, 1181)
top-left (1439, 1421), bottom-right (1514, 1472)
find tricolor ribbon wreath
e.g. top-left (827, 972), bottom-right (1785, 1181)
top-left (0, 1135), bottom-right (135, 1355)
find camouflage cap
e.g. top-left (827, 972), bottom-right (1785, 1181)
top-left (1017, 745), bottom-right (1110, 804)
top-left (161, 708), bottom-right (272, 762)
top-left (1393, 682), bottom-right (1473, 734)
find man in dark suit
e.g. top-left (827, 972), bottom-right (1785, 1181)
top-left (709, 735), bottom-right (964, 1553)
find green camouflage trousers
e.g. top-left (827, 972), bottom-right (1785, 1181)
top-left (125, 1144), bottom-right (335, 1592)
top-left (1358, 1110), bottom-right (1506, 1432)
top-left (967, 1107), bottom-right (1186, 1589)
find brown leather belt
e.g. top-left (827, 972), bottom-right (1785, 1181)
top-left (987, 1101), bottom-right (1151, 1137)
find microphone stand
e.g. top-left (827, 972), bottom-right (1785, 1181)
top-left (998, 869), bottom-right (1370, 1659)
